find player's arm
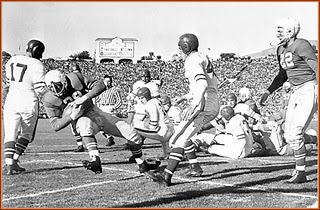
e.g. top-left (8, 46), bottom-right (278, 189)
top-left (74, 74), bottom-right (106, 105)
top-left (43, 103), bottom-right (73, 132)
top-left (33, 63), bottom-right (47, 97)
top-left (267, 67), bottom-right (288, 94)
top-left (260, 67), bottom-right (287, 106)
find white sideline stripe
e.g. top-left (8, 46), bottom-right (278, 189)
top-left (3, 160), bottom-right (317, 203)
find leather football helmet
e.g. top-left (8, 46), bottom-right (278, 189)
top-left (277, 17), bottom-right (300, 43)
top-left (226, 93), bottom-right (237, 107)
top-left (178, 33), bottom-right (199, 55)
top-left (45, 70), bottom-right (67, 97)
top-left (26, 39), bottom-right (45, 59)
top-left (136, 87), bottom-right (152, 101)
top-left (220, 106), bottom-right (235, 121)
top-left (160, 95), bottom-right (171, 106)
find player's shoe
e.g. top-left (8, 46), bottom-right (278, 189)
top-left (128, 155), bottom-right (137, 163)
top-left (286, 170), bottom-right (307, 183)
top-left (4, 160), bottom-right (26, 175)
top-left (105, 136), bottom-right (115, 146)
top-left (82, 156), bottom-right (102, 174)
top-left (138, 158), bottom-right (161, 173)
top-left (74, 145), bottom-right (85, 152)
top-left (146, 171), bottom-right (172, 187)
top-left (185, 163), bottom-right (203, 177)
top-left (12, 160), bottom-right (26, 172)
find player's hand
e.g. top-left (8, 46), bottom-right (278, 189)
top-left (74, 95), bottom-right (88, 107)
top-left (259, 90), bottom-right (270, 106)
top-left (70, 104), bottom-right (84, 120)
top-left (181, 105), bottom-right (196, 121)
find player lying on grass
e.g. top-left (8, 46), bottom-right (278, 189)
top-left (42, 70), bottom-right (160, 174)
top-left (192, 106), bottom-right (254, 159)
top-left (192, 106), bottom-right (317, 158)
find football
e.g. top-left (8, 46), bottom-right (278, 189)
top-left (62, 103), bottom-right (75, 118)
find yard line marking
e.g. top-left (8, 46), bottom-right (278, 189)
top-left (3, 159), bottom-right (317, 203)
top-left (2, 180), bottom-right (116, 202)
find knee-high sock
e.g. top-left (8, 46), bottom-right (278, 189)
top-left (4, 141), bottom-right (15, 165)
top-left (82, 136), bottom-right (99, 159)
top-left (14, 137), bottom-right (30, 160)
top-left (294, 145), bottom-right (306, 171)
top-left (75, 134), bottom-right (83, 146)
top-left (165, 147), bottom-right (184, 175)
top-left (184, 140), bottom-right (198, 164)
top-left (128, 143), bottom-right (144, 164)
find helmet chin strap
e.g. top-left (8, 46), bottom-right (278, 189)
top-left (269, 38), bottom-right (288, 47)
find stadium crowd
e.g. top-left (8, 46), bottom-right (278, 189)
top-left (1, 55), bottom-right (287, 118)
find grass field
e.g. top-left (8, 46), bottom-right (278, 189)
top-left (2, 119), bottom-right (318, 208)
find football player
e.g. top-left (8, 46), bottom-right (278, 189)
top-left (160, 95), bottom-right (183, 127)
top-left (134, 87), bottom-right (173, 159)
top-left (192, 106), bottom-right (254, 159)
top-left (259, 17), bottom-right (318, 183)
top-left (42, 70), bottom-right (159, 174)
top-left (147, 33), bottom-right (220, 186)
top-left (127, 69), bottom-right (160, 125)
top-left (3, 39), bottom-right (46, 175)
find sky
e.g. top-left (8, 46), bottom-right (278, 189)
top-left (1, 1), bottom-right (318, 61)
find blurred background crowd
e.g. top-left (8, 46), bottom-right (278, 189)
top-left (2, 55), bottom-right (308, 119)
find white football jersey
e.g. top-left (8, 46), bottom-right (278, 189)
top-left (144, 98), bottom-right (169, 131)
top-left (184, 51), bottom-right (219, 113)
top-left (5, 55), bottom-right (46, 98)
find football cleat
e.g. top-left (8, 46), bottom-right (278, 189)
top-left (138, 159), bottom-right (161, 173)
top-left (82, 156), bottom-right (102, 174)
top-left (128, 155), bottom-right (137, 163)
top-left (286, 170), bottom-right (307, 184)
top-left (12, 160), bottom-right (26, 172)
top-left (146, 171), bottom-right (172, 187)
top-left (185, 163), bottom-right (203, 177)
top-left (74, 145), bottom-right (85, 152)
top-left (4, 160), bottom-right (26, 175)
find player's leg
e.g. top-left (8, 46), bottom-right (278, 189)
top-left (3, 104), bottom-right (22, 175)
top-left (70, 121), bottom-right (84, 152)
top-left (76, 116), bottom-right (102, 174)
top-left (284, 82), bottom-right (317, 183)
top-left (14, 103), bottom-right (40, 172)
top-left (98, 105), bottom-right (115, 146)
top-left (93, 108), bottom-right (160, 173)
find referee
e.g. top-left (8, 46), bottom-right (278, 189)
top-left (96, 74), bottom-right (123, 146)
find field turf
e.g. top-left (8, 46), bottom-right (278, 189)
top-left (2, 119), bottom-right (318, 208)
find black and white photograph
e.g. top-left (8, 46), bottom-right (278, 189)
top-left (2, 1), bottom-right (318, 208)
